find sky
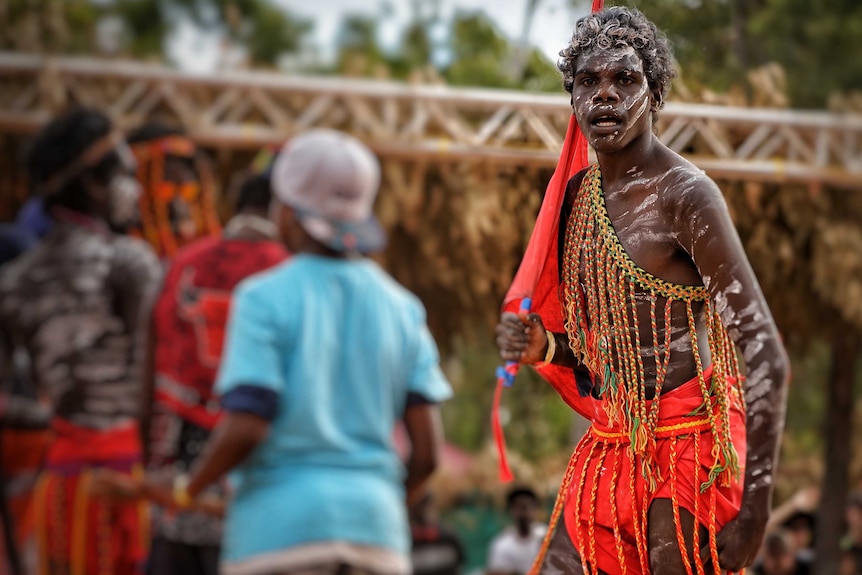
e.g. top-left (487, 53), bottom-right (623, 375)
top-left (171, 0), bottom-right (587, 73)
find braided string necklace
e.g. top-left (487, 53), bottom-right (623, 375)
top-left (562, 165), bottom-right (744, 490)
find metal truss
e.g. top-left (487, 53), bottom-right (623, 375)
top-left (0, 52), bottom-right (860, 188)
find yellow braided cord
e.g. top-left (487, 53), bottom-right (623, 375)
top-left (590, 418), bottom-right (712, 440)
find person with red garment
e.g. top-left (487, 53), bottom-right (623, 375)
top-left (496, 7), bottom-right (788, 575)
top-left (142, 172), bottom-right (288, 575)
top-left (0, 108), bottom-right (161, 575)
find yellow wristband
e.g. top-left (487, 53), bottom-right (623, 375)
top-left (534, 330), bottom-right (556, 368)
top-left (173, 474), bottom-right (193, 509)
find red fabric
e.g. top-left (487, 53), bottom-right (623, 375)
top-left (562, 369), bottom-right (746, 575)
top-left (494, 0), bottom-right (604, 481)
top-left (45, 419), bottom-right (141, 471)
top-left (36, 470), bottom-right (147, 575)
top-left (152, 235), bottom-right (288, 430)
top-left (2, 429), bottom-right (51, 557)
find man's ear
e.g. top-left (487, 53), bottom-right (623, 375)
top-left (650, 85), bottom-right (663, 112)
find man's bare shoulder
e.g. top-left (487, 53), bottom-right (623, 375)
top-left (656, 154), bottom-right (724, 216)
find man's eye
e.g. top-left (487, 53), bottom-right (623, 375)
top-left (580, 77), bottom-right (596, 86)
top-left (619, 76), bottom-right (634, 85)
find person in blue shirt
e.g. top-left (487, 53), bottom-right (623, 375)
top-left (143, 129), bottom-right (452, 575)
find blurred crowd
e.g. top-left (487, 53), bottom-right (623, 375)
top-left (0, 106), bottom-right (859, 575)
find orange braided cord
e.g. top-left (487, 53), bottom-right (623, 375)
top-left (692, 431), bottom-right (706, 575)
top-left (528, 442), bottom-right (585, 574)
top-left (669, 437), bottom-right (695, 575)
top-left (587, 441), bottom-right (609, 572)
top-left (709, 484), bottom-right (720, 571)
top-left (572, 441), bottom-right (597, 570)
top-left (628, 444), bottom-right (650, 573)
top-left (608, 443), bottom-right (628, 573)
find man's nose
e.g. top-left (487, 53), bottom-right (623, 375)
top-left (592, 80), bottom-right (619, 103)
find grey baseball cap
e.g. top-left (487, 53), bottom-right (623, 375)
top-left (271, 129), bottom-right (386, 253)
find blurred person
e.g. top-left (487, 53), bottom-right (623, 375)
top-left (486, 487), bottom-right (546, 575)
top-left (142, 129), bottom-right (452, 575)
top-left (841, 492), bottom-right (862, 574)
top-left (0, 107), bottom-right (161, 575)
top-left (127, 123), bottom-right (221, 257)
top-left (15, 196), bottom-right (52, 240)
top-left (496, 6), bottom-right (789, 574)
top-left (142, 172), bottom-right (288, 575)
top-left (751, 531), bottom-right (811, 575)
top-left (0, 216), bottom-right (46, 575)
top-left (409, 492), bottom-right (465, 575)
top-left (782, 511), bottom-right (815, 563)
top-left (0, 223), bottom-right (38, 267)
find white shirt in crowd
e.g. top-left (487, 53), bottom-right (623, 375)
top-left (486, 523), bottom-right (547, 574)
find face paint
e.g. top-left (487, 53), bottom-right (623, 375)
top-left (571, 47), bottom-right (654, 152)
top-left (108, 172), bottom-right (142, 228)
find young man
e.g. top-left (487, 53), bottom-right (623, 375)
top-left (0, 108), bottom-right (161, 574)
top-left (143, 172), bottom-right (288, 575)
top-left (496, 7), bottom-right (789, 575)
top-left (145, 129), bottom-right (452, 575)
top-left (487, 487), bottom-right (547, 575)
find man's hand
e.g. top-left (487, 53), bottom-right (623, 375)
top-left (495, 311), bottom-right (548, 365)
top-left (700, 511), bottom-right (767, 572)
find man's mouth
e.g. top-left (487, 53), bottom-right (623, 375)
top-left (591, 115), bottom-right (622, 128)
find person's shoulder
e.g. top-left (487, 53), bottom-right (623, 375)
top-left (360, 261), bottom-right (424, 308)
top-left (564, 166), bottom-right (591, 206)
top-left (658, 153), bottom-right (721, 203)
top-left (112, 234), bottom-right (160, 268)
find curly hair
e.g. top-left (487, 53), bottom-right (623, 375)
top-left (26, 107), bottom-right (120, 213)
top-left (558, 7), bottom-right (676, 103)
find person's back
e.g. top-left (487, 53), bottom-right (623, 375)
top-left (145, 129), bottom-right (452, 575)
top-left (219, 255), bottom-right (448, 561)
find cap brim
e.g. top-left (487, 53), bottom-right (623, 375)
top-left (297, 212), bottom-right (387, 254)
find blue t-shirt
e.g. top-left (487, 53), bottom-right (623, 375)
top-left (215, 254), bottom-right (452, 563)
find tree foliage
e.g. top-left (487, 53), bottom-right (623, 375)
top-left (0, 0), bottom-right (312, 66)
top-left (604, 0), bottom-right (862, 108)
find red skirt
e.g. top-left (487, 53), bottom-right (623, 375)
top-left (33, 419), bottom-right (149, 575)
top-left (532, 368), bottom-right (746, 575)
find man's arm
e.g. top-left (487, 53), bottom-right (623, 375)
top-left (403, 402), bottom-right (443, 508)
top-left (112, 239), bottom-right (162, 449)
top-left (671, 177), bottom-right (790, 570)
top-left (185, 410), bottom-right (269, 498)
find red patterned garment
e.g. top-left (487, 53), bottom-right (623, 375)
top-left (151, 235), bottom-right (288, 440)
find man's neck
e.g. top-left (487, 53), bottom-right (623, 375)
top-left (51, 206), bottom-right (111, 236)
top-left (595, 129), bottom-right (660, 186)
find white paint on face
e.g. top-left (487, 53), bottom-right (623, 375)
top-left (108, 173), bottom-right (141, 227)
